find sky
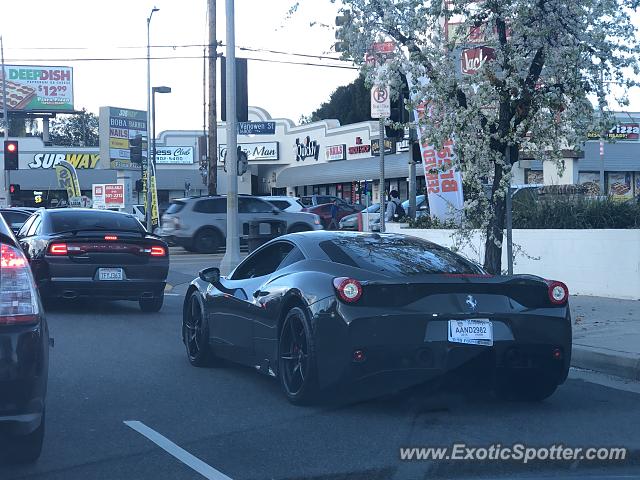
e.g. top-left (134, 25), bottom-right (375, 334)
top-left (1, 0), bottom-right (638, 135)
top-left (0, 0), bottom-right (358, 133)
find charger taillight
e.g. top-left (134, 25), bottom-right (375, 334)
top-left (0, 243), bottom-right (39, 325)
top-left (48, 243), bottom-right (68, 255)
top-left (150, 246), bottom-right (166, 257)
top-left (333, 277), bottom-right (363, 303)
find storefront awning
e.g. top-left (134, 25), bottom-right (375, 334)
top-left (275, 152), bottom-right (413, 188)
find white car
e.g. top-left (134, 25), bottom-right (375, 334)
top-left (259, 196), bottom-right (304, 212)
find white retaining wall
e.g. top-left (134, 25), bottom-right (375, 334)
top-left (385, 224), bottom-right (640, 299)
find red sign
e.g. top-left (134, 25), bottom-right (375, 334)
top-left (348, 136), bottom-right (371, 156)
top-left (461, 47), bottom-right (496, 75)
top-left (372, 41), bottom-right (395, 54)
top-left (104, 184), bottom-right (124, 207)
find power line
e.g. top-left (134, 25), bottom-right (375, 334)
top-left (3, 54), bottom-right (358, 69)
top-left (8, 43), bottom-right (345, 62)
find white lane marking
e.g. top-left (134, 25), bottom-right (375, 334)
top-left (124, 420), bottom-right (233, 480)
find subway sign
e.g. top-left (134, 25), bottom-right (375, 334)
top-left (27, 152), bottom-right (100, 169)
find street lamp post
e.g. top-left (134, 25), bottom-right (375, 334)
top-left (219, 0), bottom-right (241, 275)
top-left (146, 6), bottom-right (159, 231)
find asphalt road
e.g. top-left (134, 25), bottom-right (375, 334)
top-left (2, 252), bottom-right (640, 480)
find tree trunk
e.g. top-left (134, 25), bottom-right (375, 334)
top-left (483, 161), bottom-right (506, 274)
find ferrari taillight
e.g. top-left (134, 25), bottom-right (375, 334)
top-left (0, 243), bottom-right (40, 325)
top-left (333, 277), bottom-right (362, 303)
top-left (547, 280), bottom-right (568, 305)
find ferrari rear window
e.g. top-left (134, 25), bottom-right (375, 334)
top-left (319, 235), bottom-right (484, 275)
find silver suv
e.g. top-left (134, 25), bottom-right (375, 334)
top-left (160, 196), bottom-right (323, 253)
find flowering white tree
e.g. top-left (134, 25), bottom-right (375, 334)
top-left (321, 0), bottom-right (639, 273)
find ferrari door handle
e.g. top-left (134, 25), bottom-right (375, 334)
top-left (253, 290), bottom-right (269, 298)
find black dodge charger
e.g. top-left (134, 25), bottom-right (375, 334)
top-left (0, 213), bottom-right (49, 463)
top-left (183, 231), bottom-right (571, 404)
top-left (18, 208), bottom-right (169, 312)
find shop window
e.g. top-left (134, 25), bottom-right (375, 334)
top-left (606, 172), bottom-right (633, 199)
top-left (578, 172), bottom-right (601, 196)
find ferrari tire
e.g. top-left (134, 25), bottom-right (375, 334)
top-left (495, 369), bottom-right (558, 402)
top-left (183, 292), bottom-right (214, 367)
top-left (278, 306), bottom-right (318, 405)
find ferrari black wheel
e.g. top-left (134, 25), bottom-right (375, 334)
top-left (183, 293), bottom-right (213, 367)
top-left (495, 369), bottom-right (558, 402)
top-left (278, 307), bottom-right (317, 405)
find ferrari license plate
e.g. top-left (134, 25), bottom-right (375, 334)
top-left (98, 268), bottom-right (124, 281)
top-left (448, 319), bottom-right (493, 346)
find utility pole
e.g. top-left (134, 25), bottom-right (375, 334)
top-left (207, 0), bottom-right (218, 195)
top-left (219, 0), bottom-right (240, 275)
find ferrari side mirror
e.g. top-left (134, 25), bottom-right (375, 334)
top-left (199, 267), bottom-right (220, 284)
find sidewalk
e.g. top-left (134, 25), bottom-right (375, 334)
top-left (570, 295), bottom-right (640, 380)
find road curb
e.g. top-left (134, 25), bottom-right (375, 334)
top-left (571, 344), bottom-right (640, 381)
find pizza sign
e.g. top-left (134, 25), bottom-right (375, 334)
top-left (587, 123), bottom-right (640, 141)
top-left (1, 65), bottom-right (74, 112)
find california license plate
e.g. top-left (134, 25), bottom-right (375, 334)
top-left (448, 319), bottom-right (493, 346)
top-left (98, 268), bottom-right (124, 281)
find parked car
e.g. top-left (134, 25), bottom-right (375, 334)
top-left (0, 214), bottom-right (49, 463)
top-left (299, 195), bottom-right (353, 208)
top-left (118, 204), bottom-right (146, 223)
top-left (182, 231), bottom-right (571, 405)
top-left (17, 208), bottom-right (169, 312)
top-left (303, 202), bottom-right (360, 229)
top-left (0, 208), bottom-right (34, 234)
top-left (338, 203), bottom-right (380, 230)
top-left (160, 195), bottom-right (323, 253)
top-left (259, 196), bottom-right (305, 212)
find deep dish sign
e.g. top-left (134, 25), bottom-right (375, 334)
top-left (1, 65), bottom-right (74, 112)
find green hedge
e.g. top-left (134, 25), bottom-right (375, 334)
top-left (404, 197), bottom-right (640, 229)
top-left (513, 197), bottom-right (640, 229)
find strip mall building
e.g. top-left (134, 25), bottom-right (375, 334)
top-left (5, 107), bottom-right (640, 208)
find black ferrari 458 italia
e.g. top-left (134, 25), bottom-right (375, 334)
top-left (182, 231), bottom-right (571, 405)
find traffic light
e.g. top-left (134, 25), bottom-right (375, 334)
top-left (9, 184), bottom-right (20, 194)
top-left (129, 135), bottom-right (143, 164)
top-left (135, 179), bottom-right (144, 193)
top-left (334, 10), bottom-right (352, 52)
top-left (387, 74), bottom-right (410, 140)
top-left (4, 140), bottom-right (18, 170)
